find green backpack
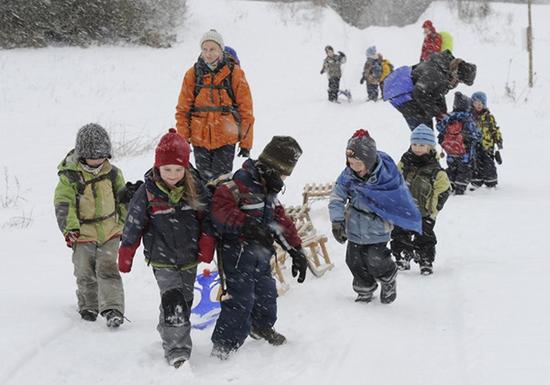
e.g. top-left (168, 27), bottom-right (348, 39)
top-left (439, 31), bottom-right (454, 53)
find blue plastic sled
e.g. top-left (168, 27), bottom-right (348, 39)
top-left (191, 270), bottom-right (222, 330)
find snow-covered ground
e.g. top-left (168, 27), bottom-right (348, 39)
top-left (1, 1), bottom-right (549, 384)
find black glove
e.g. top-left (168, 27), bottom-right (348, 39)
top-left (117, 180), bottom-right (144, 204)
top-left (494, 150), bottom-right (502, 165)
top-left (320, 69), bottom-right (324, 75)
top-left (237, 148), bottom-right (250, 158)
top-left (332, 221), bottom-right (347, 244)
top-left (338, 51), bottom-right (345, 57)
top-left (360, 77), bottom-right (365, 84)
top-left (289, 248), bottom-right (308, 283)
top-left (241, 217), bottom-right (274, 248)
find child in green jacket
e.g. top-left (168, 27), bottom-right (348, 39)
top-left (391, 124), bottom-right (451, 275)
top-left (54, 123), bottom-right (127, 326)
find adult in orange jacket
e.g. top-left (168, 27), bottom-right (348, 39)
top-left (175, 30), bottom-right (254, 181)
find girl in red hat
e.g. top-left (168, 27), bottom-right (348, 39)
top-left (117, 128), bottom-right (215, 368)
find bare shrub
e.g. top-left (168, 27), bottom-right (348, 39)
top-left (110, 130), bottom-right (161, 159)
top-left (1, 167), bottom-right (27, 209)
top-left (2, 210), bottom-right (33, 229)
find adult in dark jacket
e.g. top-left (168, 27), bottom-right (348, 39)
top-left (210, 136), bottom-right (308, 359)
top-left (383, 50), bottom-right (477, 130)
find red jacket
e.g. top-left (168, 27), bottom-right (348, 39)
top-left (420, 30), bottom-right (442, 62)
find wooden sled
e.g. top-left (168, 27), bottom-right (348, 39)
top-left (302, 182), bottom-right (335, 205)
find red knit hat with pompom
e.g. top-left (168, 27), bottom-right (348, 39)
top-left (154, 128), bottom-right (190, 168)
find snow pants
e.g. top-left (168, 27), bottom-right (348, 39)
top-left (472, 147), bottom-right (498, 187)
top-left (446, 158), bottom-right (473, 194)
top-left (72, 237), bottom-right (124, 315)
top-left (366, 83), bottom-right (379, 101)
top-left (396, 99), bottom-right (434, 131)
top-left (346, 241), bottom-right (397, 296)
top-left (194, 144), bottom-right (236, 182)
top-left (153, 267), bottom-right (196, 363)
top-left (328, 77), bottom-right (341, 102)
top-left (391, 217), bottom-right (437, 264)
top-left (211, 241), bottom-right (277, 352)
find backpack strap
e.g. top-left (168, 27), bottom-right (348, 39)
top-left (191, 60), bottom-right (242, 139)
top-left (60, 166), bottom-right (120, 224)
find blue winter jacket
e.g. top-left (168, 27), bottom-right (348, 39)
top-left (329, 152), bottom-right (422, 245)
top-left (436, 111), bottom-right (482, 164)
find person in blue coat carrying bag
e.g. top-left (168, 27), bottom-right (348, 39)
top-left (329, 129), bottom-right (422, 304)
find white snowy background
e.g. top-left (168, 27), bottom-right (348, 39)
top-left (1, 0), bottom-right (549, 384)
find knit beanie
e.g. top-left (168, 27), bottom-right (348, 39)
top-left (471, 91), bottom-right (487, 108)
top-left (411, 124), bottom-right (436, 147)
top-left (258, 136), bottom-right (303, 176)
top-left (200, 29), bottom-right (224, 50)
top-left (453, 91), bottom-right (472, 113)
top-left (366, 46), bottom-right (377, 58)
top-left (346, 129), bottom-right (378, 171)
top-left (457, 61), bottom-right (476, 86)
top-left (75, 123), bottom-right (112, 159)
top-left (155, 128), bottom-right (190, 168)
top-left (422, 20), bottom-right (434, 29)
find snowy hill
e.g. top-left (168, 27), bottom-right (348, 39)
top-left (1, 1), bottom-right (549, 384)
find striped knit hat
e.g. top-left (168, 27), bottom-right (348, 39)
top-left (411, 124), bottom-right (436, 147)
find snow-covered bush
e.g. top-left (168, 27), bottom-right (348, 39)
top-left (0, 0), bottom-right (186, 49)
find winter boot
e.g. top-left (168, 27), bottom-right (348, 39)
top-left (102, 309), bottom-right (124, 328)
top-left (168, 356), bottom-right (187, 368)
top-left (80, 309), bottom-right (98, 322)
top-left (420, 261), bottom-right (433, 275)
top-left (353, 282), bottom-right (378, 303)
top-left (339, 89), bottom-right (352, 102)
top-left (249, 327), bottom-right (287, 346)
top-left (211, 344), bottom-right (232, 360)
top-left (379, 271), bottom-right (397, 304)
top-left (395, 250), bottom-right (413, 271)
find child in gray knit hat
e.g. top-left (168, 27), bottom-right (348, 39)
top-left (54, 123), bottom-right (127, 327)
top-left (329, 129), bottom-right (423, 304)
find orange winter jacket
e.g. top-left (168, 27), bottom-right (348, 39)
top-left (175, 59), bottom-right (254, 151)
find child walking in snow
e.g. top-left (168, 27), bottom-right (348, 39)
top-left (328, 129), bottom-right (421, 303)
top-left (470, 91), bottom-right (503, 189)
top-left (320, 45), bottom-right (348, 103)
top-left (117, 129), bottom-right (215, 368)
top-left (360, 46), bottom-right (382, 101)
top-left (390, 124), bottom-right (451, 275)
top-left (209, 136), bottom-right (308, 360)
top-left (54, 123), bottom-right (126, 327)
top-left (436, 92), bottom-right (481, 195)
